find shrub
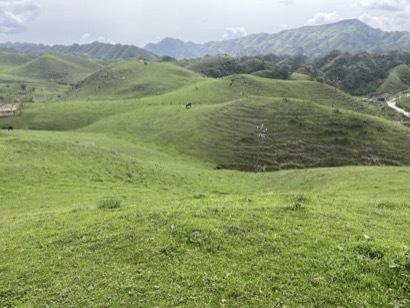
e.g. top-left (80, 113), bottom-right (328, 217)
top-left (354, 243), bottom-right (384, 260)
top-left (98, 197), bottom-right (122, 209)
top-left (376, 201), bottom-right (396, 209)
top-left (290, 193), bottom-right (308, 210)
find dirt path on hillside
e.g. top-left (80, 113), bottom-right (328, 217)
top-left (387, 98), bottom-right (410, 118)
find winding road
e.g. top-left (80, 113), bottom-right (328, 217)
top-left (386, 97), bottom-right (410, 118)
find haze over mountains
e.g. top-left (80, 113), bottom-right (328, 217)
top-left (0, 41), bottom-right (159, 62)
top-left (0, 19), bottom-right (408, 62)
top-left (145, 19), bottom-right (410, 59)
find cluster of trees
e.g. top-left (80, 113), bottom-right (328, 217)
top-left (175, 55), bottom-right (292, 80)
top-left (308, 51), bottom-right (410, 95)
top-left (165, 51), bottom-right (410, 95)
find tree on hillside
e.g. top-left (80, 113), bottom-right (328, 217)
top-left (278, 65), bottom-right (290, 80)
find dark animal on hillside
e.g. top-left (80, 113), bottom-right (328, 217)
top-left (186, 103), bottom-right (192, 109)
top-left (7, 126), bottom-right (13, 131)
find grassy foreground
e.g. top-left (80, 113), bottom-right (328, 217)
top-left (0, 129), bottom-right (409, 307)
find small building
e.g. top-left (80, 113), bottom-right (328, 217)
top-left (363, 93), bottom-right (392, 103)
top-left (374, 93), bottom-right (392, 102)
top-left (0, 103), bottom-right (21, 118)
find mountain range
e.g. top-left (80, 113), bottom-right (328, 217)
top-left (145, 19), bottom-right (410, 59)
top-left (0, 41), bottom-right (159, 61)
top-left (0, 19), bottom-right (409, 62)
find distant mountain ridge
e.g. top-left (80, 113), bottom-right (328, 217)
top-left (145, 19), bottom-right (410, 59)
top-left (0, 41), bottom-right (159, 61)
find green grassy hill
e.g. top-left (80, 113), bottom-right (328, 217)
top-left (12, 54), bottom-right (106, 84)
top-left (2, 70), bottom-right (393, 130)
top-left (68, 60), bottom-right (204, 100)
top-left (0, 128), bottom-right (409, 307)
top-left (0, 53), bottom-right (106, 103)
top-left (0, 51), bottom-right (34, 71)
top-left (397, 91), bottom-right (410, 112)
top-left (0, 57), bottom-right (409, 306)
top-left (378, 64), bottom-right (410, 94)
top-left (1, 62), bottom-right (407, 171)
top-left (81, 97), bottom-right (410, 171)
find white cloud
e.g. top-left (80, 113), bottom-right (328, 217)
top-left (81, 33), bottom-right (91, 42)
top-left (279, 0), bottom-right (295, 5)
top-left (359, 11), bottom-right (410, 31)
top-left (222, 26), bottom-right (248, 40)
top-left (279, 23), bottom-right (289, 30)
top-left (354, 0), bottom-right (408, 12)
top-left (356, 0), bottom-right (410, 31)
top-left (80, 33), bottom-right (116, 44)
top-left (96, 36), bottom-right (116, 44)
top-left (359, 13), bottom-right (392, 29)
top-left (306, 12), bottom-right (341, 25)
top-left (0, 0), bottom-right (40, 34)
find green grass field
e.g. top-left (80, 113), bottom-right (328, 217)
top-left (397, 92), bottom-right (410, 112)
top-left (0, 57), bottom-right (409, 307)
top-left (378, 64), bottom-right (410, 95)
top-left (0, 52), bottom-right (106, 103)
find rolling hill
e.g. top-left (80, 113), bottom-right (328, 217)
top-left (0, 52), bottom-right (107, 103)
top-left (2, 60), bottom-right (408, 171)
top-left (145, 19), bottom-right (410, 59)
top-left (0, 51), bottom-right (35, 71)
top-left (12, 54), bottom-right (106, 84)
top-left (0, 41), bottom-right (159, 61)
top-left (82, 96), bottom-right (410, 171)
top-left (378, 64), bottom-right (410, 94)
top-left (1, 126), bottom-right (409, 306)
top-left (68, 60), bottom-right (204, 100)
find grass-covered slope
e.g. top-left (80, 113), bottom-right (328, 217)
top-left (12, 54), bottom-right (106, 84)
top-left (378, 64), bottom-right (410, 94)
top-left (397, 92), bottom-right (410, 112)
top-left (0, 129), bottom-right (409, 307)
top-left (68, 60), bottom-right (204, 100)
top-left (83, 97), bottom-right (410, 170)
top-left (0, 51), bottom-right (34, 71)
top-left (0, 52), bottom-right (106, 103)
top-left (2, 73), bottom-right (392, 131)
top-left (1, 66), bottom-right (407, 171)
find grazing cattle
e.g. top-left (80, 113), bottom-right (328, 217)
top-left (186, 103), bottom-right (192, 110)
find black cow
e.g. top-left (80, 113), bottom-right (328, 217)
top-left (186, 103), bottom-right (192, 110)
top-left (7, 126), bottom-right (13, 131)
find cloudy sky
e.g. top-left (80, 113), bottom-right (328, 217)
top-left (0, 0), bottom-right (409, 46)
